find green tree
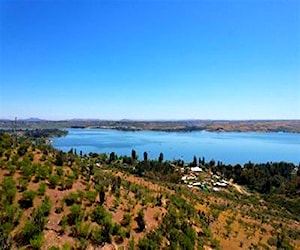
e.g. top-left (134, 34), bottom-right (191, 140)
top-left (143, 151), bottom-right (148, 162)
top-left (121, 213), bottom-right (132, 227)
top-left (37, 182), bottom-right (47, 196)
top-left (131, 149), bottom-right (137, 161)
top-left (68, 204), bottom-right (83, 226)
top-left (91, 206), bottom-right (111, 225)
top-left (60, 215), bottom-right (68, 233)
top-left (158, 153), bottom-right (164, 163)
top-left (99, 187), bottom-right (105, 205)
top-left (192, 155), bottom-right (197, 167)
top-left (1, 177), bottom-right (17, 205)
top-left (54, 151), bottom-right (65, 166)
top-left (48, 174), bottom-right (59, 189)
top-left (30, 234), bottom-right (44, 250)
top-left (109, 152), bottom-right (116, 163)
top-left (137, 210), bottom-right (145, 232)
top-left (17, 141), bottom-right (30, 156)
top-left (19, 190), bottom-right (36, 209)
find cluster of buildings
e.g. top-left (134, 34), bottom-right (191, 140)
top-left (180, 167), bottom-right (229, 192)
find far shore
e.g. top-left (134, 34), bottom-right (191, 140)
top-left (1, 119), bottom-right (300, 133)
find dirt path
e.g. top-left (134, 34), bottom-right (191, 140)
top-left (232, 183), bottom-right (250, 196)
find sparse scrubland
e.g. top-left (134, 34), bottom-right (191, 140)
top-left (0, 131), bottom-right (299, 250)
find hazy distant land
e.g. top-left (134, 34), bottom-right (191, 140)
top-left (1, 119), bottom-right (300, 133)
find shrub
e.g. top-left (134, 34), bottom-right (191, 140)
top-left (137, 210), bottom-right (145, 232)
top-left (48, 174), bottom-right (59, 189)
top-left (68, 204), bottom-right (83, 226)
top-left (30, 233), bottom-right (44, 250)
top-left (19, 220), bottom-right (41, 245)
top-left (64, 192), bottom-right (78, 206)
top-left (85, 191), bottom-right (97, 204)
top-left (20, 158), bottom-right (34, 178)
top-left (7, 164), bottom-right (16, 176)
top-left (91, 206), bottom-right (111, 225)
top-left (1, 177), bottom-right (17, 204)
top-left (112, 223), bottom-right (125, 243)
top-left (19, 190), bottom-right (36, 209)
top-left (121, 213), bottom-right (132, 227)
top-left (17, 177), bottom-right (29, 192)
top-left (60, 215), bottom-right (68, 233)
top-left (48, 247), bottom-right (60, 250)
top-left (40, 196), bottom-right (52, 216)
top-left (35, 164), bottom-right (49, 181)
top-left (71, 221), bottom-right (91, 239)
top-left (2, 204), bottom-right (22, 227)
top-left (129, 237), bottom-right (135, 250)
top-left (37, 182), bottom-right (47, 196)
top-left (61, 243), bottom-right (73, 250)
top-left (91, 226), bottom-right (104, 245)
top-left (17, 142), bottom-right (29, 156)
top-left (56, 166), bottom-right (64, 177)
top-left (65, 178), bottom-right (74, 190)
top-left (101, 217), bottom-right (113, 243)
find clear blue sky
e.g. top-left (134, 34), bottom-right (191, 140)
top-left (0, 0), bottom-right (299, 120)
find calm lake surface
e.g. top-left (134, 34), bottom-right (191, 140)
top-left (52, 129), bottom-right (300, 165)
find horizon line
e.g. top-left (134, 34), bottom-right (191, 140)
top-left (1, 117), bottom-right (300, 122)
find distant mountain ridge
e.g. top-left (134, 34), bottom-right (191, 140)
top-left (22, 117), bottom-right (45, 122)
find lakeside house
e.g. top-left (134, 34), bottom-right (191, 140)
top-left (191, 166), bottom-right (203, 172)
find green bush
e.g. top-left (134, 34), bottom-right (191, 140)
top-left (71, 222), bottom-right (91, 239)
top-left (60, 215), bottom-right (68, 233)
top-left (19, 220), bottom-right (41, 245)
top-left (40, 196), bottom-right (52, 216)
top-left (56, 166), bottom-right (64, 177)
top-left (7, 164), bottom-right (16, 176)
top-left (48, 246), bottom-right (60, 250)
top-left (35, 164), bottom-right (49, 181)
top-left (61, 243), bottom-right (73, 250)
top-left (91, 206), bottom-right (111, 225)
top-left (1, 177), bottom-right (17, 204)
top-left (48, 174), bottom-right (59, 189)
top-left (17, 177), bottom-right (29, 192)
top-left (68, 204), bottom-right (83, 226)
top-left (18, 201), bottom-right (50, 245)
top-left (112, 223), bottom-right (126, 243)
top-left (137, 210), bottom-right (145, 232)
top-left (85, 190), bottom-right (97, 204)
top-left (30, 233), bottom-right (44, 250)
top-left (20, 158), bottom-right (34, 178)
top-left (91, 227), bottom-right (104, 245)
top-left (65, 178), bottom-right (74, 190)
top-left (64, 192), bottom-right (78, 206)
top-left (37, 182), bottom-right (47, 196)
top-left (19, 190), bottom-right (36, 209)
top-left (17, 142), bottom-right (30, 156)
top-left (121, 213), bottom-right (132, 227)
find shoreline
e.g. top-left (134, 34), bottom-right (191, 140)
top-left (1, 119), bottom-right (300, 133)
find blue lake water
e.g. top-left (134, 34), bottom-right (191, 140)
top-left (52, 129), bottom-right (300, 165)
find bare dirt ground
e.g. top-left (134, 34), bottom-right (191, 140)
top-left (231, 182), bottom-right (250, 196)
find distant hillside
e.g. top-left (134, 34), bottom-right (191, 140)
top-left (1, 119), bottom-right (300, 133)
top-left (22, 117), bottom-right (45, 122)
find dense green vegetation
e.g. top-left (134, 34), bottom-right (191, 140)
top-left (210, 161), bottom-right (300, 220)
